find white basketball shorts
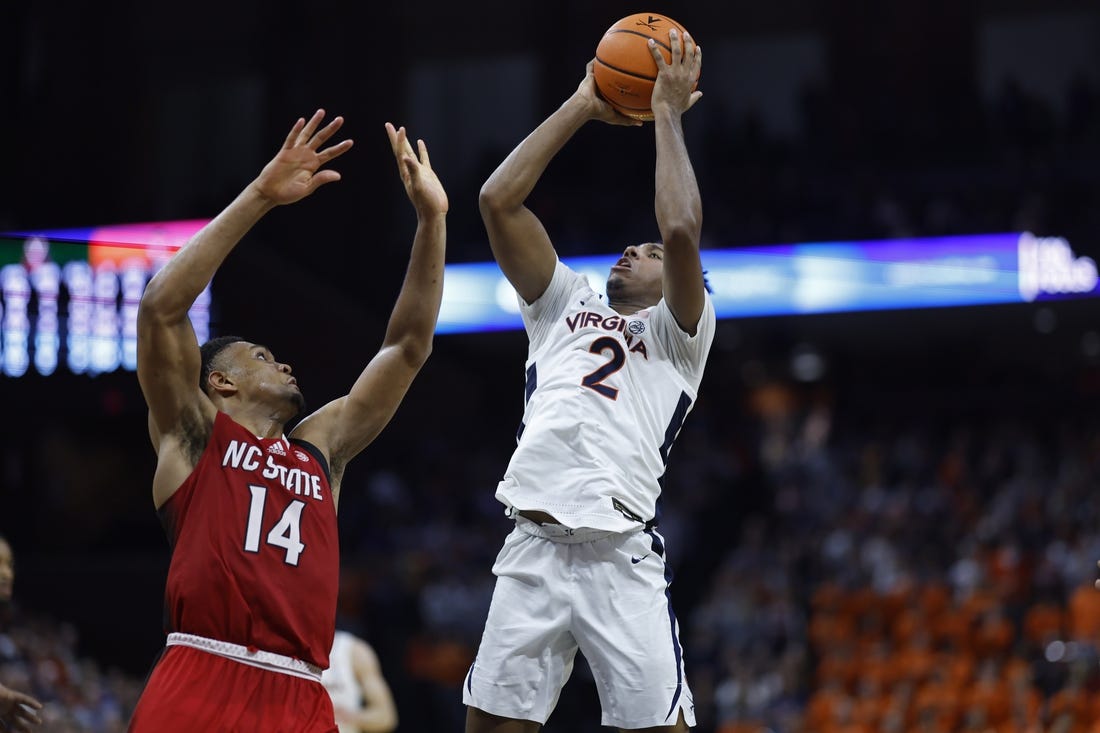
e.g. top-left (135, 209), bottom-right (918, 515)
top-left (463, 516), bottom-right (696, 729)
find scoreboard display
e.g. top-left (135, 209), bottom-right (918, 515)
top-left (1, 221), bottom-right (210, 378)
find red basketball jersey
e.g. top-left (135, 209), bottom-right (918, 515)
top-left (157, 411), bottom-right (339, 669)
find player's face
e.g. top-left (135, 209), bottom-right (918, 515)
top-left (227, 342), bottom-right (306, 415)
top-left (606, 243), bottom-right (664, 303)
top-left (0, 539), bottom-right (14, 602)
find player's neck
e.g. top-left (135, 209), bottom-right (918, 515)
top-left (608, 296), bottom-right (654, 316)
top-left (222, 403), bottom-right (288, 439)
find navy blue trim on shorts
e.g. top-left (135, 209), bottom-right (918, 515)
top-left (647, 528), bottom-right (683, 721)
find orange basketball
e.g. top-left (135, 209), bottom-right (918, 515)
top-left (593, 13), bottom-right (696, 121)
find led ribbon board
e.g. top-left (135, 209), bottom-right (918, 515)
top-left (4, 227), bottom-right (1095, 375)
top-left (436, 232), bottom-right (1098, 333)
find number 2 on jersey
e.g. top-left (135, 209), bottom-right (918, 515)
top-left (244, 485), bottom-right (306, 566)
top-left (581, 336), bottom-right (626, 400)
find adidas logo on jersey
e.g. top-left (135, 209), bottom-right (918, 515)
top-left (267, 441), bottom-right (286, 456)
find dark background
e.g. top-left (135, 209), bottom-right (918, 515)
top-left (2, 1), bottom-right (1099, 731)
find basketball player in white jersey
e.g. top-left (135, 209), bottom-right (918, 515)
top-left (464, 29), bottom-right (711, 733)
top-left (321, 630), bottom-right (397, 733)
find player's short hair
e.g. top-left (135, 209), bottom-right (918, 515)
top-left (199, 335), bottom-right (245, 394)
top-left (648, 242), bottom-right (713, 293)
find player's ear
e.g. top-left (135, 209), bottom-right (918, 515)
top-left (208, 370), bottom-right (238, 396)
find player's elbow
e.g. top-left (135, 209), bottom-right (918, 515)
top-left (478, 178), bottom-right (517, 219)
top-left (660, 217), bottom-right (701, 251)
top-left (397, 335), bottom-right (433, 371)
top-left (138, 277), bottom-right (183, 324)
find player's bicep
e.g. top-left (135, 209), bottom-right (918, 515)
top-left (661, 234), bottom-right (707, 335)
top-left (480, 202), bottom-right (557, 304)
top-left (136, 309), bottom-right (206, 434)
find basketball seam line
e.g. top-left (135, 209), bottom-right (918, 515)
top-left (608, 29), bottom-right (674, 53)
top-left (594, 57), bottom-right (657, 84)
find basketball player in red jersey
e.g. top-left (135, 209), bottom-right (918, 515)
top-left (127, 110), bottom-right (447, 733)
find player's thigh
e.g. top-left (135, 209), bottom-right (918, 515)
top-left (464, 529), bottom-right (577, 724)
top-left (573, 531), bottom-right (695, 730)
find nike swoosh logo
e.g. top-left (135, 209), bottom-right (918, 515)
top-left (631, 554), bottom-right (650, 564)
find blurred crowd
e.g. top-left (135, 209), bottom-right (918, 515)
top-left (0, 613), bottom-right (142, 732)
top-left (689, 385), bottom-right (1100, 733)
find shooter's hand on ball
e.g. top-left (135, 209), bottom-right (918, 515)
top-left (650, 29), bottom-right (703, 118)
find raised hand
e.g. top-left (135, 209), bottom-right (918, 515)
top-left (251, 109), bottom-right (355, 206)
top-left (386, 123), bottom-right (448, 216)
top-left (650, 29), bottom-right (703, 116)
top-left (576, 60), bottom-right (642, 126)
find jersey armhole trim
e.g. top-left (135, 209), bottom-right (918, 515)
top-left (290, 439), bottom-right (332, 487)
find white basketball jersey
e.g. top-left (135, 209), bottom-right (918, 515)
top-left (496, 260), bottom-right (715, 532)
top-left (321, 631), bottom-right (361, 733)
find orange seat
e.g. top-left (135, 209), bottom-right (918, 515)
top-left (971, 608), bottom-right (1015, 659)
top-left (1067, 584), bottom-right (1100, 645)
top-left (1022, 601), bottom-right (1064, 644)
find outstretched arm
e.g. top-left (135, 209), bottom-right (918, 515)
top-left (478, 62), bottom-right (640, 304)
top-left (0, 683), bottom-right (43, 732)
top-left (137, 110), bottom-right (352, 505)
top-left (291, 124), bottom-right (446, 496)
top-left (332, 637), bottom-right (398, 733)
top-left (649, 30), bottom-right (706, 333)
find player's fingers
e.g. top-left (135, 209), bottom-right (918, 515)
top-left (309, 115), bottom-right (345, 150)
top-left (298, 109), bottom-right (325, 146)
top-left (283, 118), bottom-right (306, 149)
top-left (386, 123), bottom-right (411, 167)
top-left (681, 32), bottom-right (695, 62)
top-left (386, 124), bottom-right (402, 157)
top-left (17, 708), bottom-right (43, 726)
top-left (310, 169), bottom-right (342, 191)
top-left (14, 692), bottom-right (42, 710)
top-left (416, 139), bottom-right (431, 167)
top-left (401, 155), bottom-right (420, 182)
top-left (13, 709), bottom-right (42, 732)
top-left (317, 138), bottom-right (354, 165)
top-left (393, 125), bottom-right (416, 158)
top-left (647, 38), bottom-right (667, 69)
top-left (686, 91), bottom-right (703, 110)
top-left (668, 28), bottom-right (682, 63)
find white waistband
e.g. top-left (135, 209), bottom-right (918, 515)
top-left (166, 632), bottom-right (323, 682)
top-left (515, 515), bottom-right (619, 543)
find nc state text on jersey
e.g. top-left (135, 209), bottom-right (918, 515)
top-left (221, 440), bottom-right (324, 500)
